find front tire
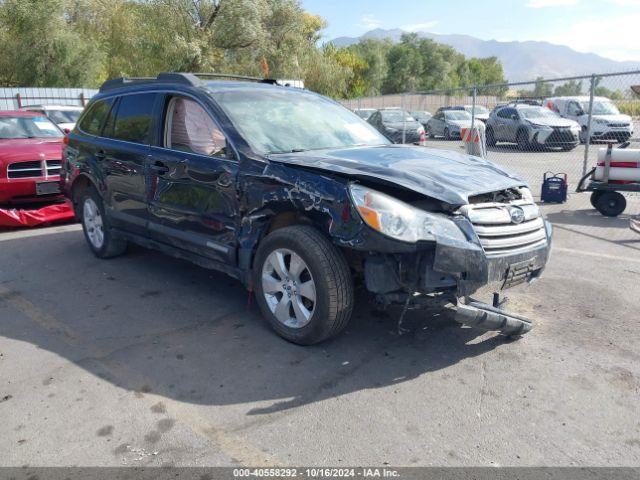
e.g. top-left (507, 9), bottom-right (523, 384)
top-left (253, 225), bottom-right (354, 345)
top-left (80, 187), bottom-right (127, 258)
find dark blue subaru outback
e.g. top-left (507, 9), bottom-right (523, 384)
top-left (61, 73), bottom-right (552, 345)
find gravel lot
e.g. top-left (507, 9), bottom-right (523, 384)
top-left (1, 146), bottom-right (639, 467)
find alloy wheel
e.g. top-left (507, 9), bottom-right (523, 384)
top-left (83, 197), bottom-right (105, 249)
top-left (261, 248), bottom-right (316, 329)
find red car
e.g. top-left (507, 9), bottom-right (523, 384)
top-left (0, 110), bottom-right (64, 204)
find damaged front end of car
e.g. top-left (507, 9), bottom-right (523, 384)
top-left (245, 145), bottom-right (553, 337)
top-left (349, 184), bottom-right (552, 336)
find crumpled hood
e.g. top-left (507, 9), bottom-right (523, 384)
top-left (0, 138), bottom-right (63, 163)
top-left (268, 145), bottom-right (525, 206)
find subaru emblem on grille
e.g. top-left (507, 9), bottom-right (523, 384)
top-left (509, 206), bottom-right (525, 224)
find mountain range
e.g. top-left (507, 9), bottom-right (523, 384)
top-left (331, 28), bottom-right (640, 85)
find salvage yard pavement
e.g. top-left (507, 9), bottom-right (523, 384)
top-left (1, 195), bottom-right (639, 466)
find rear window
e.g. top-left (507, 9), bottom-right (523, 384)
top-left (48, 109), bottom-right (82, 124)
top-left (0, 116), bottom-right (63, 139)
top-left (78, 99), bottom-right (113, 136)
top-left (112, 94), bottom-right (157, 144)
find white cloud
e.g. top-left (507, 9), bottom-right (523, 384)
top-left (401, 21), bottom-right (438, 32)
top-left (526, 0), bottom-right (579, 7)
top-left (543, 13), bottom-right (640, 61)
top-left (358, 14), bottom-right (382, 30)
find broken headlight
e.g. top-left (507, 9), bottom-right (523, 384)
top-left (349, 184), bottom-right (451, 243)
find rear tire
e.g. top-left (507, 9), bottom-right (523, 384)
top-left (595, 191), bottom-right (626, 217)
top-left (80, 186), bottom-right (127, 258)
top-left (253, 225), bottom-right (354, 345)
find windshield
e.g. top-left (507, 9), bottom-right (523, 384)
top-left (519, 107), bottom-right (561, 119)
top-left (210, 89), bottom-right (389, 154)
top-left (0, 116), bottom-right (63, 139)
top-left (445, 111), bottom-right (472, 120)
top-left (465, 106), bottom-right (489, 115)
top-left (47, 109), bottom-right (82, 124)
top-left (580, 100), bottom-right (620, 116)
top-left (380, 110), bottom-right (415, 123)
top-left (411, 111), bottom-right (431, 121)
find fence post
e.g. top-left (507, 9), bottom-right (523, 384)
top-left (16, 93), bottom-right (22, 109)
top-left (80, 92), bottom-right (86, 106)
top-left (470, 86), bottom-right (477, 133)
top-left (582, 74), bottom-right (596, 176)
top-left (401, 93), bottom-right (406, 144)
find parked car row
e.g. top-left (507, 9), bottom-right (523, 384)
top-left (354, 95), bottom-right (633, 151)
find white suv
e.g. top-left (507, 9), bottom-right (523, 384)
top-left (544, 96), bottom-right (633, 142)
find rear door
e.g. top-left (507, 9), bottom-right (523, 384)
top-left (145, 93), bottom-right (239, 265)
top-left (98, 93), bottom-right (160, 234)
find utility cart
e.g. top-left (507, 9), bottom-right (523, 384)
top-left (577, 141), bottom-right (640, 217)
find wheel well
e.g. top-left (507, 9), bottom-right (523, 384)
top-left (267, 211), bottom-right (312, 234)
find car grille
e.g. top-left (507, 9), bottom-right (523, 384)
top-left (547, 127), bottom-right (576, 143)
top-left (608, 122), bottom-right (630, 128)
top-left (458, 202), bottom-right (548, 256)
top-left (46, 160), bottom-right (61, 176)
top-left (6, 159), bottom-right (61, 179)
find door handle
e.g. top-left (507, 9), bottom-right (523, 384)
top-left (150, 161), bottom-right (169, 175)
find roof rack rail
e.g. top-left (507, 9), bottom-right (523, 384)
top-left (99, 73), bottom-right (201, 92)
top-left (99, 72), bottom-right (280, 93)
top-left (192, 72), bottom-right (276, 83)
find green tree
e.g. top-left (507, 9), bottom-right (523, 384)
top-left (553, 80), bottom-right (583, 96)
top-left (0, 0), bottom-right (102, 86)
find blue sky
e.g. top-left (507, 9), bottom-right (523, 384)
top-left (301, 0), bottom-right (640, 62)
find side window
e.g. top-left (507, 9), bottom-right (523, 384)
top-left (164, 96), bottom-right (228, 158)
top-left (78, 99), bottom-right (113, 136)
top-left (112, 93), bottom-right (157, 144)
top-left (101, 98), bottom-right (119, 139)
top-left (567, 101), bottom-right (582, 116)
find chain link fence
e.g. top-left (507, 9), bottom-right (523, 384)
top-left (343, 70), bottom-right (640, 219)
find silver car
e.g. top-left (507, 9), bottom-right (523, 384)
top-left (486, 105), bottom-right (581, 151)
top-left (425, 110), bottom-right (473, 140)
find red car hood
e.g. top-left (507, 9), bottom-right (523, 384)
top-left (0, 138), bottom-right (63, 163)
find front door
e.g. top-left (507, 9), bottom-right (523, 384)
top-left (146, 94), bottom-right (239, 265)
